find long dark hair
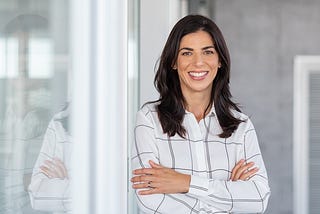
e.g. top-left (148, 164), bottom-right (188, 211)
top-left (153, 14), bottom-right (243, 138)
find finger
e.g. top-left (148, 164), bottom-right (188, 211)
top-left (234, 162), bottom-right (255, 181)
top-left (53, 158), bottom-right (68, 178)
top-left (40, 165), bottom-right (57, 178)
top-left (132, 182), bottom-right (152, 189)
top-left (131, 175), bottom-right (154, 183)
top-left (138, 187), bottom-right (159, 195)
top-left (45, 160), bottom-right (64, 178)
top-left (40, 166), bottom-right (51, 178)
top-left (231, 159), bottom-right (245, 181)
top-left (54, 164), bottom-right (65, 178)
top-left (239, 167), bottom-right (259, 181)
top-left (234, 162), bottom-right (255, 180)
top-left (43, 160), bottom-right (64, 178)
top-left (44, 160), bottom-right (55, 170)
top-left (54, 158), bottom-right (67, 174)
top-left (231, 159), bottom-right (245, 180)
top-left (133, 168), bottom-right (157, 175)
top-left (149, 160), bottom-right (162, 168)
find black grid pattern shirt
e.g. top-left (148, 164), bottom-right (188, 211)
top-left (131, 103), bottom-right (270, 213)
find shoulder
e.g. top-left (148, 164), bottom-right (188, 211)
top-left (225, 110), bottom-right (257, 142)
top-left (47, 105), bottom-right (70, 133)
top-left (231, 109), bottom-right (255, 131)
top-left (139, 102), bottom-right (158, 116)
top-left (53, 104), bottom-right (70, 120)
top-left (136, 102), bottom-right (160, 127)
top-left (231, 108), bottom-right (248, 121)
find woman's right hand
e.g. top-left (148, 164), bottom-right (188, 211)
top-left (230, 159), bottom-right (258, 181)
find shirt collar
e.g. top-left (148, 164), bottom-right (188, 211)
top-left (184, 104), bottom-right (216, 118)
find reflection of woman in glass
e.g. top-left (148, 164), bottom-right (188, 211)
top-left (28, 104), bottom-right (72, 213)
top-left (131, 15), bottom-right (270, 213)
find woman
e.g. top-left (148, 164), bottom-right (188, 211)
top-left (131, 15), bottom-right (270, 213)
top-left (28, 103), bottom-right (72, 213)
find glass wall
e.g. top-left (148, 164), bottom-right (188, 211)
top-left (1, 0), bottom-right (135, 213)
top-left (70, 0), bottom-right (129, 213)
top-left (0, 0), bottom-right (70, 213)
top-left (0, 0), bottom-right (207, 213)
top-left (127, 0), bottom-right (140, 212)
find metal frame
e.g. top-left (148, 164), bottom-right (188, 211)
top-left (70, 0), bottom-right (128, 213)
top-left (293, 55), bottom-right (320, 214)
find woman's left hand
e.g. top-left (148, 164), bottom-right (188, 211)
top-left (131, 160), bottom-right (191, 195)
top-left (40, 158), bottom-right (68, 179)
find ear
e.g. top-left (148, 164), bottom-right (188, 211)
top-left (172, 63), bottom-right (177, 70)
top-left (218, 62), bottom-right (221, 68)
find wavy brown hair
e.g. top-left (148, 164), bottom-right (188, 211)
top-left (152, 14), bottom-right (243, 138)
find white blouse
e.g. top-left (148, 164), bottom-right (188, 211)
top-left (131, 103), bottom-right (270, 213)
top-left (28, 107), bottom-right (72, 214)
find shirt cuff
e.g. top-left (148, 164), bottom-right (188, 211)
top-left (187, 175), bottom-right (210, 197)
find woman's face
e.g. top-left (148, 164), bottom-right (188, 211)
top-left (174, 30), bottom-right (220, 98)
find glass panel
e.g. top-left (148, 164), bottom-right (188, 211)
top-left (127, 0), bottom-right (140, 213)
top-left (0, 1), bottom-right (71, 213)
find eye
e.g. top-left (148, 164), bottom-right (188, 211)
top-left (203, 50), bottom-right (214, 55)
top-left (181, 51), bottom-right (192, 56)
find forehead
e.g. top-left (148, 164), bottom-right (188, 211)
top-left (179, 30), bottom-right (214, 47)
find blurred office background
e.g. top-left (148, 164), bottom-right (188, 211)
top-left (0, 0), bottom-right (319, 213)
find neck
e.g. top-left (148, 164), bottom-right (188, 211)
top-left (184, 92), bottom-right (211, 122)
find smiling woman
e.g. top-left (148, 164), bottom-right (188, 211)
top-left (131, 14), bottom-right (271, 214)
top-left (174, 30), bottom-right (220, 121)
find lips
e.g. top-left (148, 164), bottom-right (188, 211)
top-left (188, 71), bottom-right (208, 80)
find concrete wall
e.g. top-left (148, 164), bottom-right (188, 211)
top-left (139, 0), bottom-right (185, 105)
top-left (213, 0), bottom-right (320, 213)
top-left (138, 0), bottom-right (320, 213)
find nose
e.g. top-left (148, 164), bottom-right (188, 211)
top-left (193, 53), bottom-right (204, 66)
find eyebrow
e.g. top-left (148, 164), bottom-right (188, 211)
top-left (178, 45), bottom-right (215, 52)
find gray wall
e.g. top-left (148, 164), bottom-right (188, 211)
top-left (213, 0), bottom-right (320, 213)
top-left (139, 0), bottom-right (183, 105)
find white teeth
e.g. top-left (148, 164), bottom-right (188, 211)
top-left (189, 72), bottom-right (207, 77)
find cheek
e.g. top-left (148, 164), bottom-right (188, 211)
top-left (176, 59), bottom-right (189, 70)
top-left (177, 70), bottom-right (187, 80)
top-left (208, 55), bottom-right (220, 66)
top-left (209, 61), bottom-right (220, 70)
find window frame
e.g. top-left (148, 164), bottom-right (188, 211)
top-left (293, 55), bottom-right (320, 214)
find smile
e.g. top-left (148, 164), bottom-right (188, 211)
top-left (188, 71), bottom-right (208, 79)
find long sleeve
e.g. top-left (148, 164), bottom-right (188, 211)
top-left (131, 110), bottom-right (199, 213)
top-left (28, 119), bottom-right (71, 212)
top-left (188, 119), bottom-right (270, 213)
top-left (131, 104), bottom-right (271, 213)
top-left (187, 119), bottom-right (271, 213)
